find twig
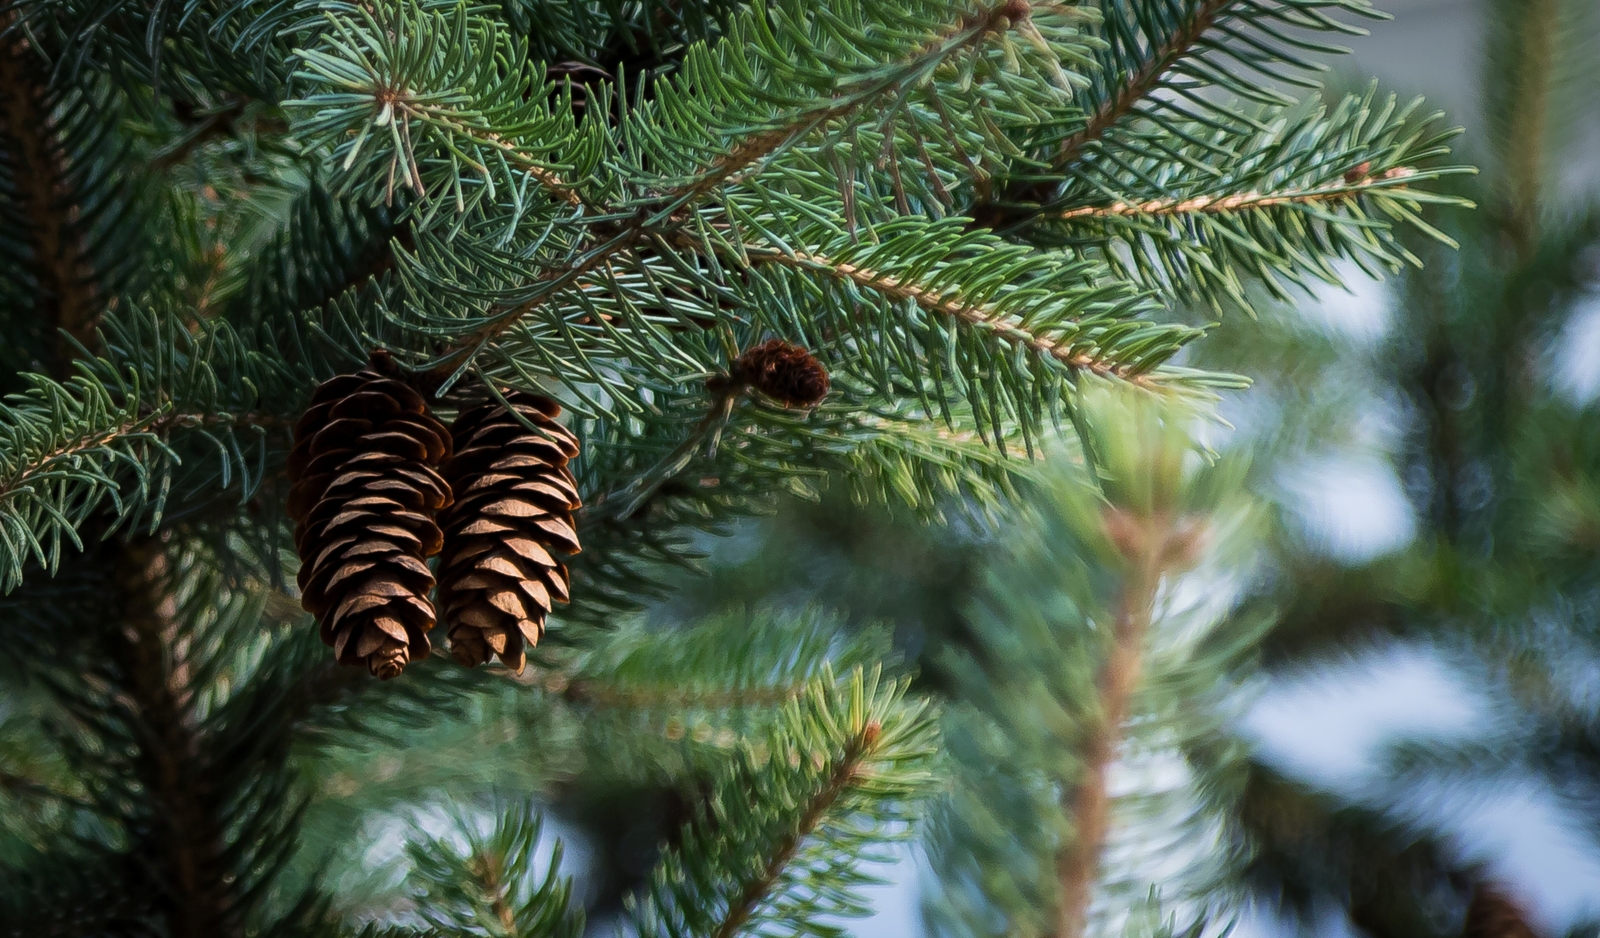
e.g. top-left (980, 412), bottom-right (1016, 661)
top-left (1055, 171), bottom-right (1416, 220)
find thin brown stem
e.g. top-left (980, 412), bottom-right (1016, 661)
top-left (1053, 510), bottom-right (1171, 938)
top-left (0, 12), bottom-right (100, 373)
top-left (1501, 0), bottom-right (1556, 259)
top-left (1056, 170), bottom-right (1416, 220)
top-left (474, 849), bottom-right (519, 936)
top-left (711, 721), bottom-right (882, 938)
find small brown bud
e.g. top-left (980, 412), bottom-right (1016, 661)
top-left (999, 0), bottom-right (1032, 24)
top-left (731, 339), bottom-right (830, 408)
top-left (1343, 161), bottom-right (1372, 184)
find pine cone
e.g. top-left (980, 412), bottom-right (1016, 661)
top-left (437, 391), bottom-right (581, 672)
top-left (286, 360), bottom-right (454, 679)
top-left (732, 339), bottom-right (829, 407)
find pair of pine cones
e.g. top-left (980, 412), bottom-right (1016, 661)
top-left (287, 357), bottom-right (580, 679)
top-left (285, 340), bottom-right (830, 679)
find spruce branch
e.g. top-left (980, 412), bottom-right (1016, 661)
top-left (973, 0), bottom-right (1396, 231)
top-left (927, 390), bottom-right (1258, 938)
top-left (660, 0), bottom-right (1039, 199)
top-left (631, 666), bottom-right (938, 938)
top-left (1054, 168), bottom-right (1420, 219)
top-left (0, 14), bottom-right (100, 373)
top-left (405, 803), bottom-right (584, 938)
top-left (286, 1), bottom-right (588, 207)
top-left (749, 246), bottom-right (1159, 386)
top-left (713, 720), bottom-right (881, 938)
top-left (1034, 88), bottom-right (1472, 309)
top-left (0, 375), bottom-right (174, 592)
top-left (1054, 508), bottom-right (1203, 938)
top-left (109, 536), bottom-right (235, 938)
top-left (1052, 0), bottom-right (1234, 181)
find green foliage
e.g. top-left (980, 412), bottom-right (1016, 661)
top-left (0, 370), bottom-right (171, 591)
top-left (0, 0), bottom-right (1480, 932)
top-left (927, 391), bottom-right (1266, 938)
top-left (631, 665), bottom-right (940, 938)
top-left (404, 803), bottom-right (585, 938)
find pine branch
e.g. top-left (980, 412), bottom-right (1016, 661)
top-left (297, 0), bottom-right (1080, 379)
top-left (0, 14), bottom-right (99, 373)
top-left (406, 802), bottom-right (584, 938)
top-left (927, 390), bottom-right (1257, 938)
top-left (664, 0), bottom-right (1033, 199)
top-left (713, 719), bottom-right (881, 938)
top-left (972, 0), bottom-right (1399, 234)
top-left (749, 246), bottom-right (1158, 386)
top-left (632, 666), bottom-right (938, 938)
top-left (109, 536), bottom-right (235, 938)
top-left (0, 378), bottom-right (172, 591)
top-left (1055, 168), bottom-right (1418, 219)
top-left (286, 2), bottom-right (588, 207)
top-left (1053, 509), bottom-right (1172, 938)
top-left (1051, 0), bottom-right (1232, 185)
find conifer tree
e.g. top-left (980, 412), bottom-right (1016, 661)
top-left (0, 0), bottom-right (1468, 934)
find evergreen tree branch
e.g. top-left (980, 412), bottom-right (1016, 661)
top-left (972, 0), bottom-right (1396, 234)
top-left (109, 536), bottom-right (234, 938)
top-left (747, 245), bottom-right (1160, 386)
top-left (1053, 0), bottom-right (1233, 181)
top-left (660, 0), bottom-right (1035, 200)
top-left (1054, 168), bottom-right (1419, 219)
top-left (0, 14), bottom-right (98, 373)
top-left (972, 0), bottom-right (1234, 226)
top-left (632, 667), bottom-right (938, 938)
top-left (927, 391), bottom-right (1258, 938)
top-left (0, 377), bottom-right (173, 592)
top-left (712, 720), bottom-right (881, 938)
top-left (405, 802), bottom-right (584, 938)
top-left (1032, 89), bottom-right (1470, 310)
top-left (1053, 509), bottom-right (1171, 938)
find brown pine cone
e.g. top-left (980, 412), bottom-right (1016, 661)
top-left (731, 339), bottom-right (829, 407)
top-left (286, 359), bottom-right (453, 679)
top-left (437, 391), bottom-right (581, 672)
